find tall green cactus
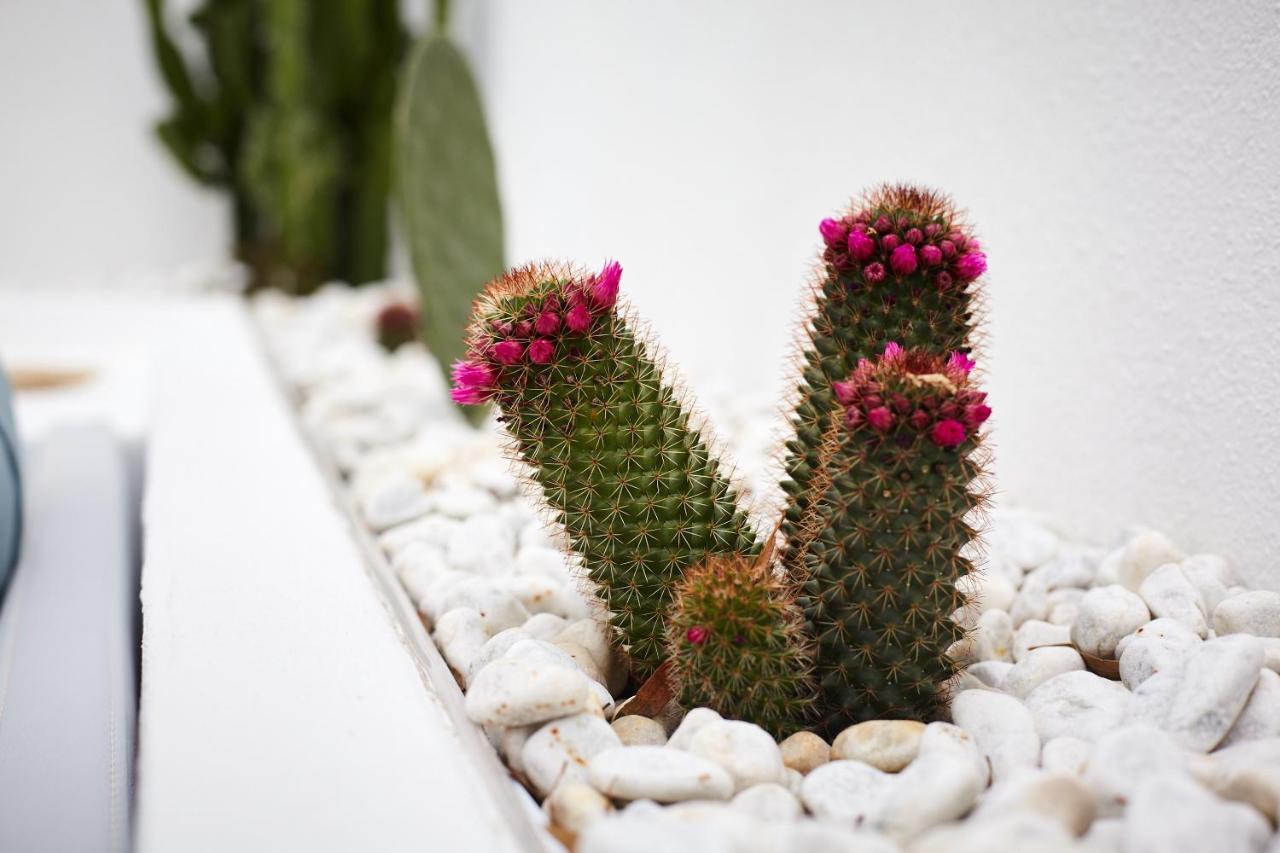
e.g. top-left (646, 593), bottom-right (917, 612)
top-left (667, 554), bottom-right (816, 738)
top-left (394, 24), bottom-right (504, 421)
top-left (141, 0), bottom-right (406, 292)
top-left (797, 345), bottom-right (991, 731)
top-left (451, 261), bottom-right (758, 676)
top-left (780, 185), bottom-right (986, 577)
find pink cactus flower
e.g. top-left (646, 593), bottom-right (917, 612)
top-left (890, 244), bottom-right (918, 276)
top-left (819, 218), bottom-right (847, 246)
top-left (924, 223), bottom-right (941, 239)
top-left (881, 234), bottom-right (901, 253)
top-left (883, 341), bottom-right (905, 360)
top-left (930, 419), bottom-right (967, 448)
top-left (450, 359), bottom-right (495, 405)
top-left (686, 626), bottom-right (709, 646)
top-left (963, 403), bottom-right (992, 428)
top-left (939, 239), bottom-right (957, 259)
top-left (535, 310), bottom-right (561, 336)
top-left (492, 339), bottom-right (525, 365)
top-left (867, 406), bottom-right (896, 433)
top-left (905, 227), bottom-right (923, 245)
top-left (909, 409), bottom-right (930, 430)
top-left (833, 379), bottom-right (857, 404)
top-left (528, 338), bottom-right (555, 364)
top-left (592, 260), bottom-right (622, 307)
top-left (919, 244), bottom-right (943, 267)
top-left (847, 230), bottom-right (876, 262)
top-left (863, 262), bottom-right (887, 284)
top-left (565, 302), bottom-right (592, 334)
top-left (874, 215), bottom-right (893, 232)
top-left (955, 251), bottom-right (987, 281)
top-left (947, 351), bottom-right (976, 374)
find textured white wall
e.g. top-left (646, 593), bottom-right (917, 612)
top-left (476, 0), bottom-right (1280, 588)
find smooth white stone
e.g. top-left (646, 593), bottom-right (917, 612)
top-left (973, 608), bottom-right (1015, 662)
top-left (729, 783), bottom-right (802, 821)
top-left (1115, 531), bottom-right (1185, 593)
top-left (1082, 724), bottom-right (1188, 817)
top-left (464, 657), bottom-right (595, 726)
top-left (966, 660), bottom-right (1013, 689)
top-left (1125, 633), bottom-right (1263, 751)
top-left (517, 519), bottom-right (555, 552)
top-left (1013, 619), bottom-right (1072, 662)
top-left (505, 574), bottom-right (590, 620)
top-left (1121, 774), bottom-right (1270, 853)
top-left (1047, 603), bottom-right (1078, 626)
top-left (497, 724), bottom-right (535, 774)
top-left (444, 513), bottom-right (514, 573)
top-left (958, 572), bottom-right (1017, 614)
top-left (379, 513), bottom-right (460, 557)
top-left (553, 619), bottom-right (613, 671)
top-left (611, 716), bottom-right (667, 747)
top-left (951, 689), bottom-right (1040, 783)
top-left (971, 768), bottom-right (1096, 837)
top-left (667, 707), bottom-right (724, 750)
top-left (544, 781), bottom-right (614, 836)
top-left (875, 751), bottom-right (984, 842)
top-left (441, 578), bottom-right (530, 634)
top-left (1265, 638), bottom-right (1280, 673)
top-left (576, 814), bottom-right (734, 853)
top-left (776, 822), bottom-right (901, 853)
top-left (516, 545), bottom-right (578, 583)
top-left (523, 713), bottom-right (623, 797)
top-left (831, 720), bottom-right (925, 773)
top-left (433, 607), bottom-right (488, 683)
top-left (912, 814), bottom-right (1076, 853)
top-left (1040, 736), bottom-right (1093, 775)
top-left (1009, 574), bottom-right (1050, 628)
top-left (689, 720), bottom-right (787, 792)
top-left (1082, 818), bottom-right (1125, 853)
top-left (988, 513), bottom-right (1060, 569)
top-left (432, 483), bottom-right (497, 518)
top-left (799, 760), bottom-right (893, 824)
top-left (358, 472), bottom-right (432, 531)
top-left (1045, 586), bottom-right (1084, 611)
top-left (784, 767), bottom-right (804, 795)
top-left (1005, 646), bottom-right (1086, 700)
top-left (1220, 668), bottom-right (1280, 747)
top-left (1070, 585), bottom-right (1150, 659)
top-left (1138, 564), bottom-right (1208, 637)
top-left (1119, 637), bottom-right (1183, 690)
top-left (1037, 550), bottom-right (1098, 590)
top-left (471, 627), bottom-right (532, 677)
top-left (522, 611), bottom-right (569, 641)
top-left (919, 722), bottom-right (991, 787)
top-left (1214, 590), bottom-right (1280, 638)
top-left (1179, 554), bottom-right (1234, 616)
top-left (416, 568), bottom-right (472, 622)
top-left (587, 746), bottom-right (734, 802)
top-left (394, 544), bottom-right (452, 604)
top-left (778, 731), bottom-right (830, 774)
top-left (1026, 671), bottom-right (1130, 743)
top-left (468, 457), bottom-right (519, 497)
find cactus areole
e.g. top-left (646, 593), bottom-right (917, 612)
top-left (453, 261), bottom-right (758, 677)
top-left (799, 344), bottom-right (990, 732)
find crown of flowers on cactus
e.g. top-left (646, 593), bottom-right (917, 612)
top-left (450, 260), bottom-right (622, 405)
top-left (817, 186), bottom-right (987, 293)
top-left (832, 343), bottom-right (991, 448)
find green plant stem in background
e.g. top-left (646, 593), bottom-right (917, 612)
top-left (142, 0), bottom-right (406, 292)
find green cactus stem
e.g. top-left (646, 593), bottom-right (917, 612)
top-left (780, 185), bottom-right (987, 579)
top-left (667, 553), bottom-right (817, 738)
top-left (798, 345), bottom-right (991, 731)
top-left (451, 261), bottom-right (758, 677)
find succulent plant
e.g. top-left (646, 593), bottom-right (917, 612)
top-left (780, 185), bottom-right (987, 578)
top-left (451, 261), bottom-right (758, 676)
top-left (667, 553), bottom-right (817, 737)
top-left (375, 301), bottom-right (420, 352)
top-left (141, 0), bottom-right (406, 291)
top-left (797, 344), bottom-right (991, 730)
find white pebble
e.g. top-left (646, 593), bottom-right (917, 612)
top-left (1013, 619), bottom-right (1072, 662)
top-left (957, 572), bottom-right (1016, 614)
top-left (1219, 668), bottom-right (1280, 747)
top-left (434, 607), bottom-right (488, 684)
top-left (1008, 574), bottom-right (1049, 627)
top-left (465, 657), bottom-right (595, 726)
top-left (1026, 670), bottom-right (1130, 742)
top-left (1116, 530), bottom-right (1184, 592)
top-left (729, 783), bottom-right (802, 821)
top-left (919, 722), bottom-right (991, 787)
top-left (611, 716), bottom-right (667, 747)
top-left (442, 578), bottom-right (530, 634)
top-left (951, 689), bottom-right (1040, 783)
top-left (1082, 724), bottom-right (1188, 817)
top-left (1040, 736), bottom-right (1093, 775)
top-left (875, 751), bottom-right (984, 842)
top-left (523, 612), bottom-right (569, 641)
top-left (505, 573), bottom-right (590, 620)
top-left (1004, 646), bottom-right (1086, 700)
top-left (544, 781), bottom-right (613, 836)
top-left (973, 608), bottom-right (1015, 662)
top-left (667, 707), bottom-right (724, 750)
top-left (1178, 554), bottom-right (1234, 616)
top-left (576, 814), bottom-right (733, 853)
top-left (1070, 585), bottom-right (1150, 659)
top-left (587, 746), bottom-right (734, 803)
top-left (432, 483), bottom-right (497, 518)
top-left (966, 660), bottom-right (1013, 689)
top-left (1138, 564), bottom-right (1208, 637)
top-left (1213, 590), bottom-right (1280, 638)
top-left (912, 813), bottom-right (1075, 853)
top-left (689, 720), bottom-right (787, 792)
top-left (379, 514), bottom-right (458, 556)
top-left (470, 627), bottom-right (532, 676)
top-left (1122, 773), bottom-right (1270, 853)
top-left (358, 472), bottom-right (432, 531)
top-left (799, 760), bottom-right (892, 824)
top-left (522, 713), bottom-right (622, 797)
top-left (971, 768), bottom-right (1096, 837)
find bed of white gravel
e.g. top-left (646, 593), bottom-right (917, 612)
top-left (255, 285), bottom-right (1280, 853)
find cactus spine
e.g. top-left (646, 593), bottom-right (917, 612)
top-left (667, 554), bottom-right (817, 737)
top-left (141, 0), bottom-right (406, 292)
top-left (780, 185), bottom-right (987, 576)
top-left (452, 262), bottom-right (758, 676)
top-left (798, 345), bottom-right (991, 730)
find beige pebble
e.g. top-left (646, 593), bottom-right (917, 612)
top-left (610, 715), bottom-right (668, 746)
top-left (831, 719), bottom-right (926, 772)
top-left (778, 731), bottom-right (831, 774)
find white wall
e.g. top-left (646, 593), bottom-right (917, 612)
top-left (2, 1), bottom-right (1277, 586)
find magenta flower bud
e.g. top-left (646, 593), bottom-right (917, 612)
top-left (919, 244), bottom-right (943, 267)
top-left (889, 244), bottom-right (918, 276)
top-left (882, 341), bottom-right (905, 360)
top-left (939, 402), bottom-right (960, 419)
top-left (535, 310), bottom-right (561, 336)
top-left (449, 359), bottom-right (496, 405)
top-left (924, 223), bottom-right (941, 238)
top-left (513, 320), bottom-right (534, 338)
top-left (591, 259), bottom-right (622, 307)
top-left (686, 626), bottom-right (709, 646)
top-left (450, 385), bottom-right (488, 405)
top-left (819, 217), bottom-right (847, 246)
top-left (963, 403), bottom-right (992, 428)
top-left (862, 393), bottom-right (883, 409)
top-left (909, 409), bottom-right (930, 430)
top-left (831, 252), bottom-right (850, 268)
top-left (863, 262), bottom-right (887, 284)
top-left (528, 338), bottom-right (555, 364)
top-left (905, 227), bottom-right (923, 245)
top-left (880, 234), bottom-right (901, 253)
top-left (867, 406), bottom-right (896, 433)
top-left (492, 339), bottom-right (525, 364)
top-left (935, 270), bottom-right (954, 291)
top-left (873, 215), bottom-right (893, 233)
top-left (947, 351), bottom-right (976, 374)
top-left (565, 303), bottom-right (592, 334)
top-left (847, 230), bottom-right (876, 262)
top-left (940, 239), bottom-right (957, 259)
top-left (833, 379), bottom-right (857, 405)
top-left (930, 419), bottom-right (967, 448)
top-left (844, 407), bottom-right (864, 428)
top-left (897, 216), bottom-right (910, 230)
top-left (955, 251), bottom-right (987, 281)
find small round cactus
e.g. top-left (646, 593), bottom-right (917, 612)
top-left (375, 301), bottom-right (420, 352)
top-left (667, 554), bottom-right (817, 738)
top-left (800, 344), bottom-right (990, 731)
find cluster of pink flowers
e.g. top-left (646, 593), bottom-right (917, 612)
top-left (832, 343), bottom-right (991, 448)
top-left (451, 260), bottom-right (622, 405)
top-left (818, 212), bottom-right (987, 291)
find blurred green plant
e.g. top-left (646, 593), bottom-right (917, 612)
top-left (142, 0), bottom-right (407, 292)
top-left (394, 1), bottom-right (504, 421)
